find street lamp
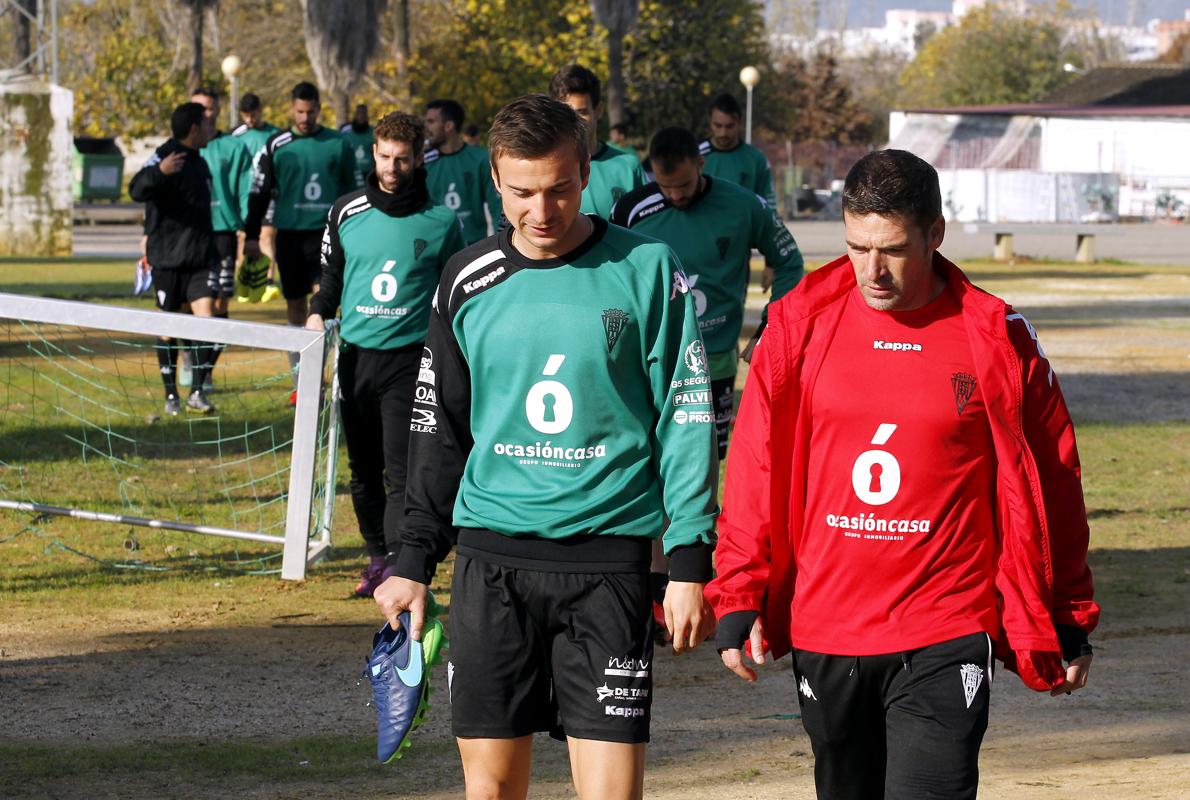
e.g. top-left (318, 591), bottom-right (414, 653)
top-left (739, 65), bottom-right (760, 145)
top-left (221, 54), bottom-right (242, 130)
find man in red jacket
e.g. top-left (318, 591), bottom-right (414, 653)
top-left (706, 149), bottom-right (1098, 800)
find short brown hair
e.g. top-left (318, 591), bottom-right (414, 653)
top-left (842, 149), bottom-right (941, 234)
top-left (488, 94), bottom-right (589, 174)
top-left (373, 111), bottom-right (424, 156)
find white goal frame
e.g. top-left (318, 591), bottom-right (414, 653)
top-left (0, 292), bottom-right (339, 580)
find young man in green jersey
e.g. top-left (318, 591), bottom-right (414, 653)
top-left (374, 95), bottom-right (718, 800)
top-left (423, 98), bottom-right (501, 245)
top-left (244, 82), bottom-right (356, 398)
top-left (192, 88), bottom-right (252, 387)
top-left (612, 127), bottom-right (804, 460)
top-left (307, 111), bottom-right (465, 598)
top-left (549, 64), bottom-right (647, 219)
top-left (339, 103), bottom-right (374, 191)
top-left (699, 93), bottom-right (777, 211)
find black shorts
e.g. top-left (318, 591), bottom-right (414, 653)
top-left (273, 229), bottom-right (323, 300)
top-left (792, 632), bottom-right (993, 800)
top-left (208, 231), bottom-right (237, 298)
top-left (447, 549), bottom-right (655, 743)
top-left (154, 267), bottom-right (211, 312)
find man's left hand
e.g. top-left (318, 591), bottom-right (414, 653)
top-left (1051, 654), bottom-right (1092, 696)
top-left (761, 267), bottom-right (774, 293)
top-left (664, 581), bottom-right (714, 655)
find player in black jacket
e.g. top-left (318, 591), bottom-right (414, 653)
top-left (129, 103), bottom-right (219, 416)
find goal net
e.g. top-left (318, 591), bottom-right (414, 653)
top-left (0, 292), bottom-right (341, 580)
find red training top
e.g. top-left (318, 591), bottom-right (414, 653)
top-left (793, 286), bottom-right (1000, 655)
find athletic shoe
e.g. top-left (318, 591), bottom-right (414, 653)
top-left (185, 390), bottom-right (215, 415)
top-left (163, 395), bottom-right (181, 416)
top-left (354, 561), bottom-right (386, 598)
top-left (133, 257), bottom-right (153, 296)
top-left (259, 281), bottom-right (282, 304)
top-left (365, 612), bottom-right (446, 764)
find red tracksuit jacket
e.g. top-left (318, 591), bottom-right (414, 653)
top-left (705, 254), bottom-right (1100, 690)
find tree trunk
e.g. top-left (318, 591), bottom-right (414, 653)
top-left (392, 0), bottom-right (412, 106)
top-left (187, 3), bottom-right (204, 93)
top-left (606, 28), bottom-right (626, 127)
top-left (334, 89), bottom-right (350, 128)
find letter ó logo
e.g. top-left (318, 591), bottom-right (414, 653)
top-left (525, 355), bottom-right (573, 434)
top-left (850, 423), bottom-right (901, 506)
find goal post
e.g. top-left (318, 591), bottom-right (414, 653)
top-left (0, 291), bottom-right (340, 580)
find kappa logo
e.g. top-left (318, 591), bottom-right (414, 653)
top-left (602, 308), bottom-right (629, 352)
top-left (960, 663), bottom-right (984, 708)
top-left (414, 238), bottom-right (427, 259)
top-left (799, 675), bottom-right (817, 701)
top-left (605, 705), bottom-right (646, 718)
top-left (670, 270), bottom-right (691, 300)
top-left (684, 340), bottom-right (707, 376)
top-left (873, 340), bottom-right (923, 352)
top-left (951, 372), bottom-right (977, 415)
top-left (716, 236), bottom-right (731, 260)
top-left (463, 265), bottom-right (506, 293)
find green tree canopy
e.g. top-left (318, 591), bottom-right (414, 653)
top-left (898, 3), bottom-right (1083, 108)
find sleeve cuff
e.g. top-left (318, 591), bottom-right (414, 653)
top-left (667, 542), bottom-right (712, 583)
top-left (715, 610), bottom-right (759, 652)
top-left (1055, 623), bottom-right (1093, 662)
top-left (392, 544), bottom-right (436, 585)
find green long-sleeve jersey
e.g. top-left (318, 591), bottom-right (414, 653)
top-left (231, 121), bottom-right (279, 219)
top-left (311, 175), bottom-right (465, 350)
top-left (698, 138), bottom-right (777, 210)
top-left (338, 123), bottom-right (375, 190)
top-left (424, 144), bottom-right (501, 245)
top-left (611, 176), bottom-right (803, 360)
top-left (394, 216), bottom-right (719, 585)
top-left (200, 131), bottom-right (252, 233)
top-left (244, 126), bottom-right (356, 236)
top-left (581, 142), bottom-right (648, 219)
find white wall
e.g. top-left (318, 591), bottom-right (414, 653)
top-left (1038, 116), bottom-right (1190, 177)
top-left (0, 80), bottom-right (73, 257)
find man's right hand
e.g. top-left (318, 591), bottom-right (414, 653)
top-left (305, 313), bottom-right (324, 332)
top-left (373, 576), bottom-right (429, 640)
top-left (243, 239), bottom-right (262, 259)
top-left (159, 151), bottom-right (186, 176)
top-left (720, 616), bottom-right (766, 682)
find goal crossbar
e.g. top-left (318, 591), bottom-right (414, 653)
top-left (0, 292), bottom-right (335, 580)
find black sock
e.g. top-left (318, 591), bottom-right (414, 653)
top-left (190, 342), bottom-right (216, 392)
top-left (156, 337), bottom-right (179, 398)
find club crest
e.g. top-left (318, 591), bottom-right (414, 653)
top-left (951, 372), bottom-right (976, 415)
top-left (602, 308), bottom-right (629, 352)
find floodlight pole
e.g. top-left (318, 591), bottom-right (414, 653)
top-left (739, 65), bottom-right (760, 145)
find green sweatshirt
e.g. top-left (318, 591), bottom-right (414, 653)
top-left (244, 126), bottom-right (357, 236)
top-left (424, 143), bottom-right (501, 245)
top-left (311, 174), bottom-right (465, 350)
top-left (698, 138), bottom-right (777, 210)
top-left (611, 177), bottom-right (803, 374)
top-left (200, 131), bottom-right (252, 233)
top-left (338, 123), bottom-right (375, 190)
top-left (581, 142), bottom-right (648, 219)
top-left (395, 216), bottom-right (719, 584)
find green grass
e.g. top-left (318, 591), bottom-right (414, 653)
top-left (0, 257), bottom-right (1187, 794)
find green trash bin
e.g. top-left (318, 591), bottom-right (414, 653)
top-left (72, 137), bottom-right (124, 201)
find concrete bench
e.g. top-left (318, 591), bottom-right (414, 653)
top-left (963, 224), bottom-right (1120, 263)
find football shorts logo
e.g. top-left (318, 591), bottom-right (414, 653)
top-left (595, 684), bottom-right (615, 703)
top-left (412, 408), bottom-right (437, 427)
top-left (602, 308), bottom-right (629, 352)
top-left (799, 675), bottom-right (817, 700)
top-left (951, 372), bottom-right (977, 415)
top-left (414, 238), bottom-right (428, 259)
top-left (683, 340), bottom-right (707, 376)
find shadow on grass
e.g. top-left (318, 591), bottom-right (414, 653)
top-left (1059, 372), bottom-right (1189, 424)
